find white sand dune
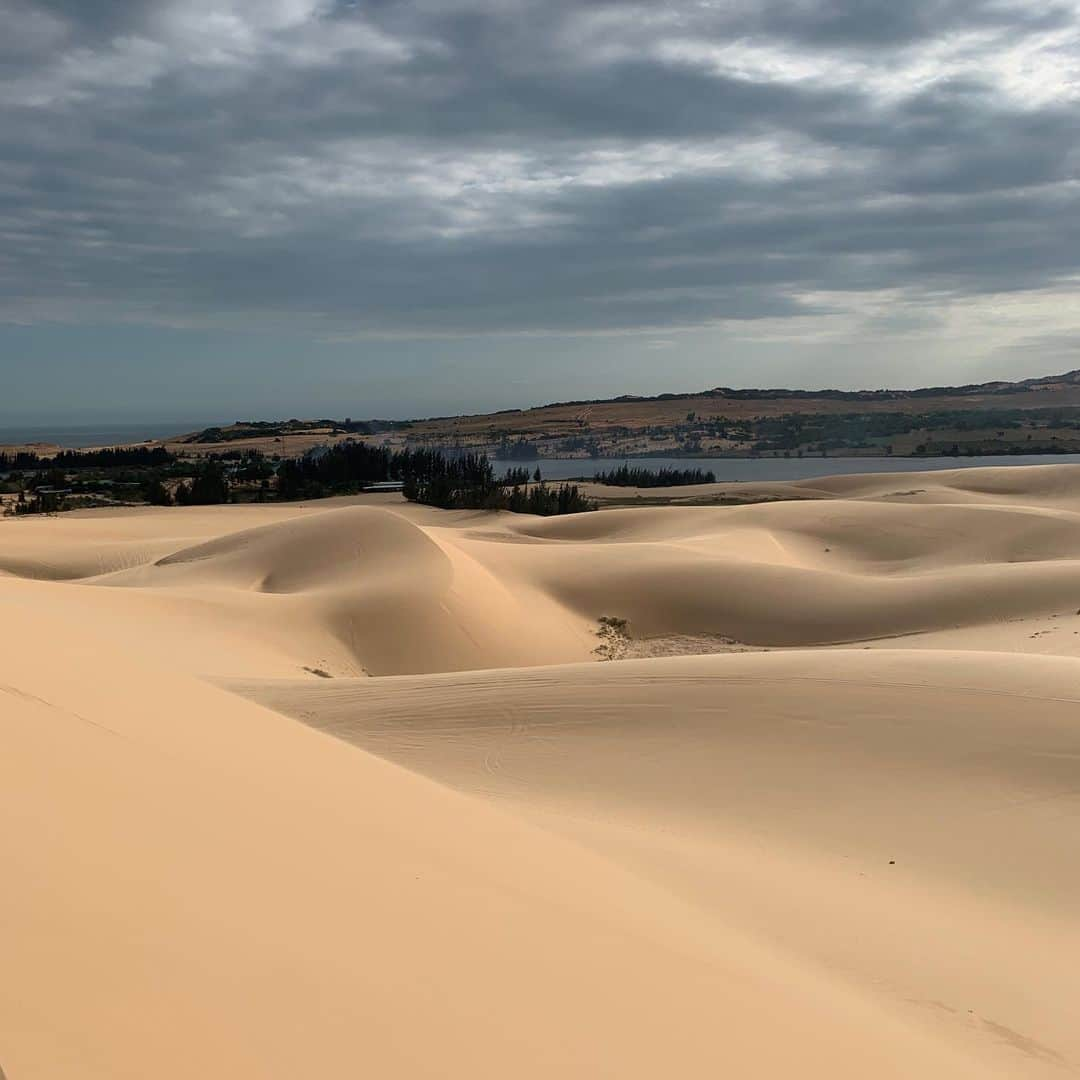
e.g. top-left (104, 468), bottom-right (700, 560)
top-left (232, 648), bottom-right (1080, 1075)
top-left (3, 464), bottom-right (1080, 1077)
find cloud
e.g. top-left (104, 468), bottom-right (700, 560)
top-left (3, 0), bottom-right (1080, 347)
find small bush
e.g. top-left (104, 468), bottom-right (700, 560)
top-left (594, 615), bottom-right (630, 660)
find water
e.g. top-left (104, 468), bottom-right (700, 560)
top-left (492, 454), bottom-right (1080, 483)
top-left (0, 421), bottom-right (216, 448)
top-left (8, 424), bottom-right (1080, 481)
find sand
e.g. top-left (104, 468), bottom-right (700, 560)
top-left (2, 464), bottom-right (1080, 1077)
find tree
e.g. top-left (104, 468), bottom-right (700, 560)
top-left (144, 478), bottom-right (173, 506)
top-left (176, 462), bottom-right (229, 505)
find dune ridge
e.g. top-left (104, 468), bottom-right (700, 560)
top-left (3, 464), bottom-right (1080, 1076)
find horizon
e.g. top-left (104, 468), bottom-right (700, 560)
top-left (6, 364), bottom-right (1080, 435)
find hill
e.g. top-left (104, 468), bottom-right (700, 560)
top-left (167, 369), bottom-right (1080, 460)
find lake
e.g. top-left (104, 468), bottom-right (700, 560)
top-left (491, 454), bottom-right (1080, 483)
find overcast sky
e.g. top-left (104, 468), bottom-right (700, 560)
top-left (5, 0), bottom-right (1080, 423)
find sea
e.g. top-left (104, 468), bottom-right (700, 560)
top-left (0, 421), bottom-right (218, 448)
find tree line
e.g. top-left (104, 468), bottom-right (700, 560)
top-left (0, 446), bottom-right (173, 471)
top-left (594, 464), bottom-right (716, 487)
top-left (280, 444), bottom-right (593, 515)
top-left (2, 440), bottom-right (594, 517)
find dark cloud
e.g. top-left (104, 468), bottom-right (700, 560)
top-left (2, 0), bottom-right (1080, 341)
top-left (752, 0), bottom-right (1075, 48)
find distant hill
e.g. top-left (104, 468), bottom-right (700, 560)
top-left (169, 371), bottom-right (1080, 461)
top-left (404, 370), bottom-right (1080, 431)
top-left (500, 369), bottom-right (1080, 412)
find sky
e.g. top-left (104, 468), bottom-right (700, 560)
top-left (4, 0), bottom-right (1080, 424)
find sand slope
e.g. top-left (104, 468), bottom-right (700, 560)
top-left (233, 649), bottom-right (1080, 1074)
top-left (3, 464), bottom-right (1080, 1077)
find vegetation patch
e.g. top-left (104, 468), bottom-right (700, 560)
top-left (594, 616), bottom-right (631, 661)
top-left (280, 444), bottom-right (594, 516)
top-left (594, 464), bottom-right (716, 487)
top-left (1, 442), bottom-right (593, 518)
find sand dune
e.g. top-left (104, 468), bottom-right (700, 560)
top-left (232, 648), bottom-right (1080, 1074)
top-left (3, 464), bottom-right (1080, 1076)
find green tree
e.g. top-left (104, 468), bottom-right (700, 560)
top-left (144, 478), bottom-right (173, 506)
